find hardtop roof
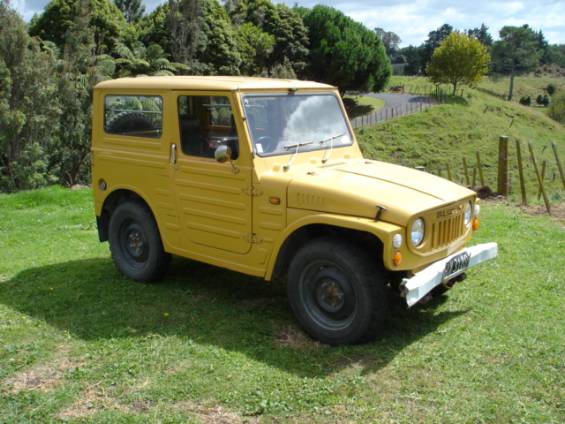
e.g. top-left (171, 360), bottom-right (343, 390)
top-left (95, 76), bottom-right (335, 91)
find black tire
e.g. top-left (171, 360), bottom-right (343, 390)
top-left (287, 238), bottom-right (388, 345)
top-left (108, 200), bottom-right (170, 282)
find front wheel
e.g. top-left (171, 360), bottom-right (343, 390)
top-left (108, 201), bottom-right (170, 282)
top-left (287, 238), bottom-right (388, 345)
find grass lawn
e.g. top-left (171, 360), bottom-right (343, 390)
top-left (476, 75), bottom-right (565, 105)
top-left (359, 76), bottom-right (565, 205)
top-left (0, 186), bottom-right (564, 422)
top-left (343, 95), bottom-right (385, 118)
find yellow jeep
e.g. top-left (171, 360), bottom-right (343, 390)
top-left (91, 76), bottom-right (497, 345)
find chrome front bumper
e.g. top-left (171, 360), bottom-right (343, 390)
top-left (400, 242), bottom-right (498, 307)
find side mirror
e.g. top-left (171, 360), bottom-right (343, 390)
top-left (214, 145), bottom-right (232, 163)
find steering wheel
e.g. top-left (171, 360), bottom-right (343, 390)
top-left (256, 136), bottom-right (275, 153)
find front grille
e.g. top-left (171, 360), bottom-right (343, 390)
top-left (430, 208), bottom-right (465, 249)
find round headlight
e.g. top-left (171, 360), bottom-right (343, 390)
top-left (411, 218), bottom-right (425, 246)
top-left (392, 233), bottom-right (403, 249)
top-left (464, 202), bottom-right (473, 226)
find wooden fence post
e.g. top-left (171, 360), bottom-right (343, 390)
top-left (497, 135), bottom-right (509, 195)
top-left (446, 163), bottom-right (453, 181)
top-left (551, 141), bottom-right (565, 189)
top-left (528, 142), bottom-right (551, 214)
top-left (537, 160), bottom-right (547, 200)
top-left (515, 139), bottom-right (527, 206)
top-left (476, 151), bottom-right (485, 187)
top-left (472, 166), bottom-right (477, 187)
top-left (462, 158), bottom-right (470, 186)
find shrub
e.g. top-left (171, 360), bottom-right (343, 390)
top-left (547, 83), bottom-right (556, 96)
top-left (536, 94), bottom-right (549, 106)
top-left (548, 92), bottom-right (565, 123)
top-left (519, 96), bottom-right (531, 106)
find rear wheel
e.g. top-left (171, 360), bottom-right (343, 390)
top-left (108, 201), bottom-right (170, 282)
top-left (287, 238), bottom-right (388, 345)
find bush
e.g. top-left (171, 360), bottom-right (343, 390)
top-left (548, 92), bottom-right (565, 124)
top-left (536, 94), bottom-right (549, 107)
top-left (519, 96), bottom-right (531, 106)
top-left (547, 83), bottom-right (556, 96)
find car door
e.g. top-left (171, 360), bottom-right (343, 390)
top-left (170, 91), bottom-right (253, 255)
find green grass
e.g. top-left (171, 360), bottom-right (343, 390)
top-left (476, 75), bottom-right (565, 105)
top-left (1, 186), bottom-right (564, 422)
top-left (343, 95), bottom-right (385, 118)
top-left (358, 76), bottom-right (565, 204)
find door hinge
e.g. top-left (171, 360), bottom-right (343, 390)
top-left (242, 186), bottom-right (263, 197)
top-left (242, 233), bottom-right (262, 244)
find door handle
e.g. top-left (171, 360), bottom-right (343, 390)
top-left (170, 143), bottom-right (177, 165)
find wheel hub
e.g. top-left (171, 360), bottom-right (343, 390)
top-left (316, 279), bottom-right (345, 313)
top-left (127, 230), bottom-right (145, 257)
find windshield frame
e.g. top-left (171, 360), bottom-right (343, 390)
top-left (240, 91), bottom-right (354, 158)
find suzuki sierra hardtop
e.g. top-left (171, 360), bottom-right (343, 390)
top-left (92, 76), bottom-right (497, 345)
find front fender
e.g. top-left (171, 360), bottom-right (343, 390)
top-left (264, 208), bottom-right (402, 280)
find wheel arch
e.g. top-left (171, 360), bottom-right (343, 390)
top-left (96, 187), bottom-right (158, 242)
top-left (266, 214), bottom-right (398, 281)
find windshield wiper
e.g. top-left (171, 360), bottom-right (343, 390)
top-left (320, 132), bottom-right (345, 164)
top-left (283, 141), bottom-right (314, 150)
top-left (283, 141), bottom-right (313, 171)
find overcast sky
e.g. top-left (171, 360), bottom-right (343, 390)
top-left (12, 0), bottom-right (565, 46)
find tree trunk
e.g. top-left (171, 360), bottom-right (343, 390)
top-left (508, 74), bottom-right (515, 101)
top-left (452, 81), bottom-right (457, 96)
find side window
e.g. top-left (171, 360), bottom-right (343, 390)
top-left (177, 95), bottom-right (239, 159)
top-left (104, 95), bottom-right (163, 138)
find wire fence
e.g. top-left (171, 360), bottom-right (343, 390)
top-left (350, 99), bottom-right (437, 129)
top-left (350, 85), bottom-right (458, 129)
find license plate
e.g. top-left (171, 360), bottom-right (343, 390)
top-left (442, 251), bottom-right (470, 280)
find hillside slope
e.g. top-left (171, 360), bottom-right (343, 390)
top-left (356, 77), bottom-right (565, 201)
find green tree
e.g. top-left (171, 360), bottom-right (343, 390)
top-left (140, 0), bottom-right (241, 75)
top-left (492, 25), bottom-right (543, 101)
top-left (29, 0), bottom-right (129, 53)
top-left (224, 0), bottom-right (247, 25)
top-left (243, 0), bottom-right (309, 76)
top-left (114, 0), bottom-right (145, 23)
top-left (427, 32), bottom-right (490, 95)
top-left (422, 24), bottom-right (453, 71)
top-left (53, 0), bottom-right (114, 186)
top-left (303, 5), bottom-right (391, 92)
top-left (0, 1), bottom-right (61, 191)
top-left (113, 41), bottom-right (188, 76)
top-left (546, 44), bottom-right (565, 67)
top-left (237, 22), bottom-right (274, 75)
top-left (399, 45), bottom-right (425, 75)
top-left (466, 24), bottom-right (493, 47)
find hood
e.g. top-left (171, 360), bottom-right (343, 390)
top-left (287, 159), bottom-right (475, 226)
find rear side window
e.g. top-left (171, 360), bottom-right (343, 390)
top-left (104, 95), bottom-right (163, 138)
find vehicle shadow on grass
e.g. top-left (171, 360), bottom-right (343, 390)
top-left (0, 257), bottom-right (467, 378)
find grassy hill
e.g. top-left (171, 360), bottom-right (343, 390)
top-left (476, 74), bottom-right (565, 105)
top-left (356, 75), bottom-right (565, 204)
top-left (0, 187), bottom-right (563, 422)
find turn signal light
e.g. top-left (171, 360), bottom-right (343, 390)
top-left (392, 251), bottom-right (402, 266)
top-left (472, 218), bottom-right (480, 231)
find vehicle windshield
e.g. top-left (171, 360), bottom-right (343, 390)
top-left (242, 93), bottom-right (352, 157)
